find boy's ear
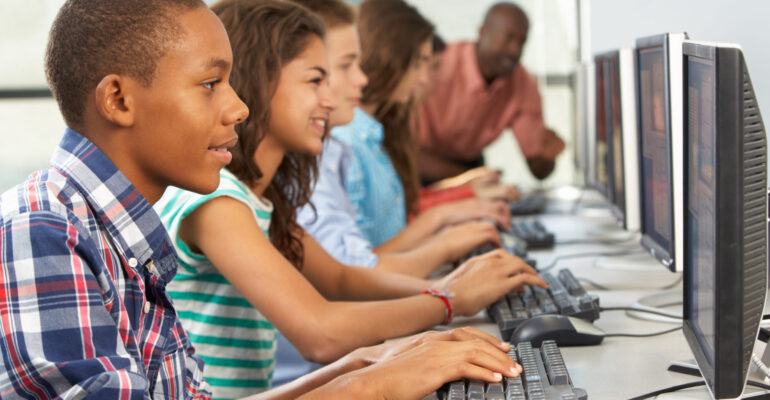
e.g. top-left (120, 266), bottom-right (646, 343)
top-left (94, 74), bottom-right (135, 127)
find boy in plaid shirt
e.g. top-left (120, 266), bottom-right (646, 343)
top-left (0, 0), bottom-right (248, 397)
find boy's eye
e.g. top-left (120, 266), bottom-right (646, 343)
top-left (310, 78), bottom-right (323, 85)
top-left (203, 80), bottom-right (220, 90)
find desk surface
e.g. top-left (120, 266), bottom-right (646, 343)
top-left (450, 189), bottom-right (769, 400)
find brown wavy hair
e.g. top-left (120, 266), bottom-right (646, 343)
top-left (212, 0), bottom-right (325, 267)
top-left (290, 0), bottom-right (354, 30)
top-left (357, 0), bottom-right (434, 215)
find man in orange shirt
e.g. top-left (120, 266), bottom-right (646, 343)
top-left (417, 2), bottom-right (565, 183)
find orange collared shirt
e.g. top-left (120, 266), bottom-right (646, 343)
top-left (417, 41), bottom-right (546, 162)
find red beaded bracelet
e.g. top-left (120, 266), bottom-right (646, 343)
top-left (422, 289), bottom-right (454, 325)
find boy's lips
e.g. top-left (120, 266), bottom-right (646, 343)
top-left (208, 136), bottom-right (238, 165)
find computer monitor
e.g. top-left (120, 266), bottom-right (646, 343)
top-left (682, 41), bottom-right (767, 400)
top-left (635, 32), bottom-right (687, 272)
top-left (593, 56), bottom-right (610, 199)
top-left (576, 62), bottom-right (595, 186)
top-left (603, 48), bottom-right (641, 231)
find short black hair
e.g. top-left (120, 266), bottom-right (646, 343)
top-left (483, 2), bottom-right (529, 30)
top-left (433, 34), bottom-right (446, 54)
top-left (45, 0), bottom-right (204, 127)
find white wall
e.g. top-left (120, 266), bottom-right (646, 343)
top-left (588, 0), bottom-right (770, 121)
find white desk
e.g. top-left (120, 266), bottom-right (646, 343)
top-left (450, 189), bottom-right (770, 399)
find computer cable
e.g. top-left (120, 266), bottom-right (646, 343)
top-left (603, 325), bottom-right (681, 339)
top-left (629, 380), bottom-right (770, 400)
top-left (751, 352), bottom-right (770, 380)
top-left (599, 306), bottom-right (681, 320)
top-left (554, 234), bottom-right (640, 246)
top-left (539, 248), bottom-right (646, 273)
top-left (576, 277), bottom-right (611, 291)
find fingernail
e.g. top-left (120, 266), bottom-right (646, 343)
top-left (493, 372), bottom-right (502, 381)
top-left (517, 364), bottom-right (523, 373)
top-left (509, 367), bottom-right (519, 377)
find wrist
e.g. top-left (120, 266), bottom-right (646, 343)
top-left (422, 289), bottom-right (454, 325)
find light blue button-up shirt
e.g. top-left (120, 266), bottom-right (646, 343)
top-left (330, 107), bottom-right (407, 247)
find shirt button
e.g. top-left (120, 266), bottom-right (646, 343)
top-left (144, 302), bottom-right (151, 313)
top-left (128, 258), bottom-right (138, 268)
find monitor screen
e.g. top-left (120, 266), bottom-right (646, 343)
top-left (685, 55), bottom-right (716, 365)
top-left (594, 59), bottom-right (610, 197)
top-left (608, 55), bottom-right (625, 219)
top-left (638, 46), bottom-right (674, 258)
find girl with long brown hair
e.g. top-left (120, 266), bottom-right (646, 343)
top-left (302, 0), bottom-right (520, 271)
top-left (155, 0), bottom-right (543, 398)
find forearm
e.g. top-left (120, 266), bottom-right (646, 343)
top-left (246, 352), bottom-right (368, 400)
top-left (336, 263), bottom-right (434, 299)
top-left (374, 210), bottom-right (443, 254)
top-left (301, 296), bottom-right (445, 363)
top-left (374, 240), bottom-right (450, 278)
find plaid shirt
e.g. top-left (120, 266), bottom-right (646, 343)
top-left (0, 129), bottom-right (211, 399)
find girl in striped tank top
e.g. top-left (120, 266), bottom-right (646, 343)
top-left (156, 0), bottom-right (545, 398)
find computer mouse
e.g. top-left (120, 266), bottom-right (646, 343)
top-left (510, 314), bottom-right (605, 347)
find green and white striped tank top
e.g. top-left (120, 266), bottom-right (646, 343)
top-left (155, 169), bottom-right (276, 400)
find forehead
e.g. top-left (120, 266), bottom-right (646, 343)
top-left (326, 25), bottom-right (359, 57)
top-left (287, 35), bottom-right (328, 71)
top-left (164, 7), bottom-right (233, 68)
top-left (487, 7), bottom-right (528, 34)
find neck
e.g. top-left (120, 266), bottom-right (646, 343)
top-left (475, 45), bottom-right (496, 85)
top-left (78, 125), bottom-right (165, 205)
top-left (360, 103), bottom-right (378, 117)
top-left (250, 135), bottom-right (285, 198)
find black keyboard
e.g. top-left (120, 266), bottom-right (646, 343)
top-left (459, 232), bottom-right (537, 269)
top-left (510, 219), bottom-right (555, 249)
top-left (510, 195), bottom-right (547, 216)
top-left (488, 269), bottom-right (600, 341)
top-left (423, 340), bottom-right (587, 400)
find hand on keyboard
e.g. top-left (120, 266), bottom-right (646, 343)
top-left (346, 330), bottom-right (522, 400)
top-left (351, 327), bottom-right (516, 367)
top-left (436, 249), bottom-right (548, 317)
top-left (425, 198), bottom-right (512, 232)
top-left (472, 183), bottom-right (521, 202)
top-left (432, 220), bottom-right (502, 262)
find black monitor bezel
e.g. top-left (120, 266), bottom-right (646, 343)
top-left (593, 54), bottom-right (612, 199)
top-left (636, 34), bottom-right (676, 269)
top-left (682, 42), bottom-right (764, 399)
top-left (604, 51), bottom-right (627, 227)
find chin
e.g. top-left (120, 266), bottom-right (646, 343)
top-left (182, 172), bottom-right (222, 195)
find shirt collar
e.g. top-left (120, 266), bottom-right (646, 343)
top-left (50, 128), bottom-right (177, 280)
top-left (351, 107), bottom-right (384, 143)
top-left (461, 42), bottom-right (489, 93)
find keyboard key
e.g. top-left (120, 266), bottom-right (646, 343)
top-left (486, 382), bottom-right (505, 400)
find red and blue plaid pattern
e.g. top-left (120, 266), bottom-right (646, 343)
top-left (0, 129), bottom-right (211, 399)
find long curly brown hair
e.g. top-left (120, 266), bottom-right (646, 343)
top-left (212, 0), bottom-right (325, 268)
top-left (357, 0), bottom-right (434, 215)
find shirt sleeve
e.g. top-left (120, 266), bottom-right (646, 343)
top-left (0, 211), bottom-right (156, 399)
top-left (417, 184), bottom-right (475, 214)
top-left (511, 68), bottom-right (547, 159)
top-left (298, 141), bottom-right (379, 268)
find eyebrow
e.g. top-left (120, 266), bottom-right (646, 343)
top-left (310, 66), bottom-right (328, 77)
top-left (205, 57), bottom-right (231, 71)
